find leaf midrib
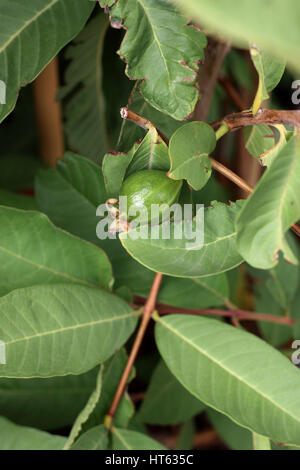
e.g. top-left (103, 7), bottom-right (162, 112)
top-left (0, 244), bottom-right (97, 288)
top-left (4, 311), bottom-right (138, 346)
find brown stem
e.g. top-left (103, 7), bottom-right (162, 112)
top-left (222, 109), bottom-right (300, 132)
top-left (194, 40), bottom-right (231, 122)
top-left (210, 157), bottom-right (254, 194)
top-left (106, 272), bottom-right (163, 426)
top-left (157, 306), bottom-right (294, 326)
top-left (33, 57), bottom-right (64, 167)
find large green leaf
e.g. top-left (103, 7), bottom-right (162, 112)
top-left (169, 122), bottom-right (216, 191)
top-left (120, 201), bottom-right (244, 278)
top-left (59, 14), bottom-right (109, 162)
top-left (154, 314), bottom-right (300, 446)
top-left (173, 0), bottom-right (300, 73)
top-left (138, 360), bottom-right (205, 425)
top-left (70, 425), bottom-right (108, 450)
top-left (0, 416), bottom-right (66, 450)
top-left (108, 0), bottom-right (206, 120)
top-left (0, 0), bottom-right (94, 123)
top-left (236, 137), bottom-right (300, 269)
top-left (111, 427), bottom-right (166, 450)
top-left (0, 284), bottom-right (138, 377)
top-left (0, 369), bottom-right (98, 430)
top-left (0, 205), bottom-right (113, 294)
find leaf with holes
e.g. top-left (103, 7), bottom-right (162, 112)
top-left (108, 0), bottom-right (206, 120)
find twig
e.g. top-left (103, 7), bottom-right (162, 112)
top-left (33, 57), bottom-right (64, 167)
top-left (157, 305), bottom-right (294, 326)
top-left (194, 40), bottom-right (231, 122)
top-left (105, 273), bottom-right (163, 427)
top-left (220, 109), bottom-right (300, 132)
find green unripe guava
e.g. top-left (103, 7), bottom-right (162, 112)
top-left (119, 169), bottom-right (182, 222)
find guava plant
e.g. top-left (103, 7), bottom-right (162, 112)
top-left (0, 0), bottom-right (300, 451)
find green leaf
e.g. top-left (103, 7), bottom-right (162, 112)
top-left (82, 349), bottom-right (135, 432)
top-left (206, 408), bottom-right (252, 450)
top-left (103, 150), bottom-right (135, 199)
top-left (0, 205), bottom-right (113, 295)
top-left (0, 369), bottom-right (98, 430)
top-left (169, 122), bottom-right (216, 190)
top-left (138, 360), bottom-right (205, 425)
top-left (0, 155), bottom-right (44, 191)
top-left (109, 0), bottom-right (206, 120)
top-left (244, 125), bottom-right (275, 159)
top-left (255, 288), bottom-right (293, 347)
top-left (158, 273), bottom-right (230, 310)
top-left (35, 152), bottom-right (107, 245)
top-left (111, 427), bottom-right (166, 450)
top-left (253, 433), bottom-right (271, 450)
top-left (236, 137), bottom-right (300, 269)
top-left (250, 243), bottom-right (298, 346)
top-left (120, 201), bottom-right (244, 278)
top-left (64, 365), bottom-right (103, 449)
top-left (250, 47), bottom-right (285, 114)
top-left (59, 14), bottom-right (109, 162)
top-left (126, 125), bottom-right (170, 176)
top-left (154, 314), bottom-right (300, 446)
top-left (173, 0), bottom-right (300, 73)
top-left (0, 284), bottom-right (138, 377)
top-left (0, 416), bottom-right (66, 450)
top-left (0, 0), bottom-right (94, 123)
top-left (0, 189), bottom-right (38, 210)
top-left (70, 425), bottom-right (108, 450)
top-left (175, 420), bottom-right (195, 450)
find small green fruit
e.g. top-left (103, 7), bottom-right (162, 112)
top-left (119, 170), bottom-right (183, 222)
